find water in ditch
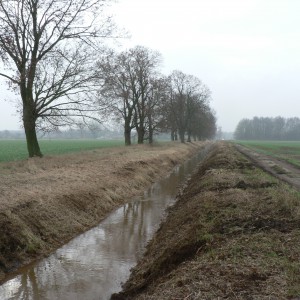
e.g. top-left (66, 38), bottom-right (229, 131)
top-left (0, 146), bottom-right (210, 300)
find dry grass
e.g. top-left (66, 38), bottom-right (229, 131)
top-left (112, 142), bottom-right (300, 300)
top-left (0, 141), bottom-right (205, 281)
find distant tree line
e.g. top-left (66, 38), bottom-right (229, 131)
top-left (0, 126), bottom-right (123, 140)
top-left (0, 130), bottom-right (25, 139)
top-left (234, 116), bottom-right (300, 140)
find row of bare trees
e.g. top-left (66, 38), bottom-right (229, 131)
top-left (0, 0), bottom-right (216, 157)
top-left (97, 47), bottom-right (216, 145)
top-left (166, 70), bottom-right (216, 143)
top-left (96, 46), bottom-right (163, 145)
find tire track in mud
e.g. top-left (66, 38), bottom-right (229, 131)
top-left (234, 143), bottom-right (300, 191)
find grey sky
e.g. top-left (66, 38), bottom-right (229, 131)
top-left (1, 0), bottom-right (300, 131)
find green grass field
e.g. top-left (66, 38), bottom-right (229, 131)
top-left (0, 139), bottom-right (124, 162)
top-left (235, 140), bottom-right (300, 167)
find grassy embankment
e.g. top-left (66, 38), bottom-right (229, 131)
top-left (112, 141), bottom-right (300, 299)
top-left (235, 140), bottom-right (300, 168)
top-left (0, 141), bottom-right (205, 282)
top-left (0, 139), bottom-right (124, 162)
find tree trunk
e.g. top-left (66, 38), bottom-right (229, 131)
top-left (187, 130), bottom-right (191, 142)
top-left (23, 106), bottom-right (42, 157)
top-left (149, 127), bottom-right (153, 144)
top-left (171, 130), bottom-right (175, 141)
top-left (124, 120), bottom-right (131, 146)
top-left (137, 127), bottom-right (145, 144)
top-left (124, 115), bottom-right (132, 146)
top-left (148, 115), bottom-right (153, 144)
top-left (174, 131), bottom-right (178, 141)
top-left (179, 129), bottom-right (185, 143)
top-left (124, 130), bottom-right (131, 145)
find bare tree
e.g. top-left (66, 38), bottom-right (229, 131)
top-left (97, 46), bottom-right (162, 145)
top-left (193, 104), bottom-right (217, 140)
top-left (130, 46), bottom-right (161, 144)
top-left (185, 77), bottom-right (211, 142)
top-left (164, 71), bottom-right (214, 142)
top-left (0, 0), bottom-right (116, 157)
top-left (167, 71), bottom-right (188, 143)
top-left (97, 50), bottom-right (139, 145)
top-left (145, 77), bottom-right (169, 144)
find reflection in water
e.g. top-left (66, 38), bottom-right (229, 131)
top-left (0, 148), bottom-right (209, 300)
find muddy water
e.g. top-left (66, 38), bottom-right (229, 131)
top-left (0, 147), bottom-right (209, 300)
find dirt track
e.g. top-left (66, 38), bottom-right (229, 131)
top-left (0, 141), bottom-right (206, 282)
top-left (112, 141), bottom-right (300, 299)
top-left (234, 143), bottom-right (300, 191)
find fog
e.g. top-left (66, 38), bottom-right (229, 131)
top-left (1, 0), bottom-right (300, 132)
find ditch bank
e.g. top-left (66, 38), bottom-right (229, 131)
top-left (0, 141), bottom-right (206, 282)
top-left (112, 141), bottom-right (300, 300)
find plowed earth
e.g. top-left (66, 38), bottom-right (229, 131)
top-left (112, 141), bottom-right (300, 300)
top-left (0, 141), bottom-right (205, 282)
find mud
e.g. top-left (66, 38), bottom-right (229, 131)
top-left (0, 141), bottom-right (206, 282)
top-left (112, 141), bottom-right (300, 299)
top-left (235, 143), bottom-right (300, 191)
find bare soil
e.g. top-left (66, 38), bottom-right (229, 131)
top-left (0, 141), bottom-right (205, 282)
top-left (111, 141), bottom-right (300, 300)
top-left (234, 143), bottom-right (300, 191)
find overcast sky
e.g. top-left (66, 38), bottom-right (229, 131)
top-left (1, 0), bottom-right (300, 132)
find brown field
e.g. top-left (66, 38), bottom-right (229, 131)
top-left (112, 142), bottom-right (300, 300)
top-left (0, 141), bottom-right (205, 282)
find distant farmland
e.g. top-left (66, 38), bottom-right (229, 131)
top-left (0, 139), bottom-right (124, 162)
top-left (235, 140), bottom-right (300, 168)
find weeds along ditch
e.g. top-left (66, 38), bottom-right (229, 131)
top-left (0, 139), bottom-right (124, 162)
top-left (112, 142), bottom-right (300, 299)
top-left (235, 140), bottom-right (300, 168)
top-left (0, 142), bottom-right (209, 300)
